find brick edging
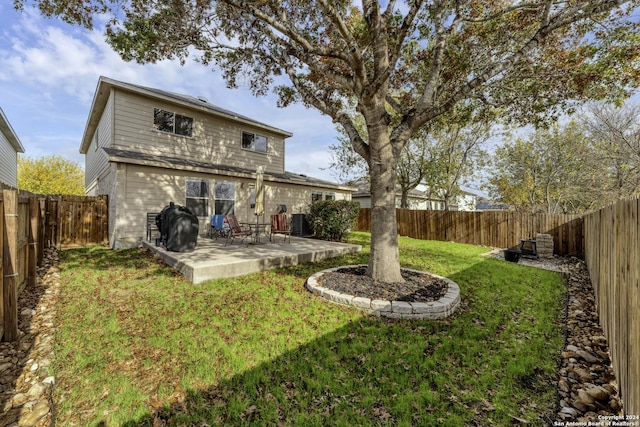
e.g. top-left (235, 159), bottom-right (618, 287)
top-left (305, 265), bottom-right (460, 319)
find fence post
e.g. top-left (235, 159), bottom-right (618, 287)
top-left (28, 197), bottom-right (39, 288)
top-left (57, 196), bottom-right (63, 250)
top-left (38, 198), bottom-right (45, 263)
top-left (2, 189), bottom-right (18, 342)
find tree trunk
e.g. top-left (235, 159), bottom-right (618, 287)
top-left (400, 189), bottom-right (409, 209)
top-left (443, 192), bottom-right (451, 211)
top-left (366, 126), bottom-right (404, 283)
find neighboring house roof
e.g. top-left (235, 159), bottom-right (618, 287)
top-left (351, 180), bottom-right (443, 201)
top-left (103, 147), bottom-right (355, 192)
top-left (79, 76), bottom-right (293, 154)
top-left (476, 201), bottom-right (510, 211)
top-left (458, 190), bottom-right (479, 198)
top-left (0, 107), bottom-right (25, 153)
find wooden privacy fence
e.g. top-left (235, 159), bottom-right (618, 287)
top-left (355, 209), bottom-right (584, 257)
top-left (1, 190), bottom-right (45, 342)
top-left (1, 190), bottom-right (108, 341)
top-left (46, 195), bottom-right (109, 248)
top-left (584, 198), bottom-right (639, 416)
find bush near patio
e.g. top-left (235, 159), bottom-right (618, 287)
top-left (52, 232), bottom-right (565, 426)
top-left (307, 200), bottom-right (360, 241)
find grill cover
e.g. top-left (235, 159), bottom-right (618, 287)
top-left (157, 202), bottom-right (199, 252)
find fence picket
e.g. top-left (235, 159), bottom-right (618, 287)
top-left (1, 193), bottom-right (108, 341)
top-left (356, 209), bottom-right (584, 256)
top-left (2, 190), bottom-right (19, 342)
top-left (584, 198), bottom-right (639, 416)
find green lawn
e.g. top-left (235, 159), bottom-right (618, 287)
top-left (52, 232), bottom-right (565, 426)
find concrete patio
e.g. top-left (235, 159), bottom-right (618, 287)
top-left (141, 235), bottom-right (362, 284)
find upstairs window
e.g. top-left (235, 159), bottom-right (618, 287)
top-left (154, 108), bottom-right (193, 137)
top-left (311, 191), bottom-right (323, 202)
top-left (242, 131), bottom-right (267, 153)
top-left (325, 193), bottom-right (335, 201)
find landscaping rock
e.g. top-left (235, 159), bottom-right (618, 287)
top-left (576, 349), bottom-right (598, 363)
top-left (553, 259), bottom-right (623, 423)
top-left (560, 406), bottom-right (579, 417)
top-left (488, 250), bottom-right (624, 423)
top-left (586, 385), bottom-right (609, 402)
top-left (0, 248), bottom-right (59, 427)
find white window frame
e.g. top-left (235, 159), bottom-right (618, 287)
top-left (242, 131), bottom-right (268, 153)
top-left (154, 108), bottom-right (194, 137)
top-left (185, 178), bottom-right (210, 217)
top-left (214, 181), bottom-right (236, 215)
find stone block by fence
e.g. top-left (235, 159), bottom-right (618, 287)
top-left (536, 233), bottom-right (554, 259)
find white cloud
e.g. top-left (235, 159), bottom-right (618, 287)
top-left (0, 4), bottom-right (343, 183)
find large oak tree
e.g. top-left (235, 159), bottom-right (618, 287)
top-left (17, 0), bottom-right (640, 282)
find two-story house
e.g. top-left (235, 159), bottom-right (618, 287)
top-left (351, 180), bottom-right (446, 210)
top-left (0, 107), bottom-right (25, 188)
top-left (80, 76), bottom-right (353, 249)
top-left (352, 181), bottom-right (478, 211)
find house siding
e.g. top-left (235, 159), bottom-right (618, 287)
top-left (80, 78), bottom-right (354, 248)
top-left (111, 90), bottom-right (286, 174)
top-left (96, 164), bottom-right (118, 246)
top-left (354, 196), bottom-right (443, 210)
top-left (272, 183), bottom-right (351, 215)
top-left (0, 131), bottom-right (18, 187)
top-left (85, 91), bottom-right (114, 191)
top-left (109, 163), bottom-right (351, 248)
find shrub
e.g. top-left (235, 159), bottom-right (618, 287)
top-left (307, 200), bottom-right (360, 241)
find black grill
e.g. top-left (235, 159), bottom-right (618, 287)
top-left (155, 202), bottom-right (199, 252)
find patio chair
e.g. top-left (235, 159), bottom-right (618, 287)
top-left (270, 213), bottom-right (292, 243)
top-left (224, 214), bottom-right (253, 246)
top-left (146, 212), bottom-right (161, 242)
top-left (209, 214), bottom-right (228, 239)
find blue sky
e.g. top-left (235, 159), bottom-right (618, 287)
top-left (0, 4), bottom-right (338, 182)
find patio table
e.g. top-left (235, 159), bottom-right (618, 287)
top-left (242, 222), bottom-right (271, 243)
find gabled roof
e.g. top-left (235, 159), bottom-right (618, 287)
top-left (102, 147), bottom-right (355, 192)
top-left (0, 107), bottom-right (25, 153)
top-left (80, 76), bottom-right (293, 154)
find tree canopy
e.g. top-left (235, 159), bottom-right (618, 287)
top-left (17, 0), bottom-right (640, 282)
top-left (582, 102), bottom-right (640, 201)
top-left (329, 107), bottom-right (491, 210)
top-left (485, 122), bottom-right (594, 213)
top-left (485, 102), bottom-right (640, 214)
top-left (18, 155), bottom-right (85, 195)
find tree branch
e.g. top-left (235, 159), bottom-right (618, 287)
top-left (386, 0), bottom-right (426, 80)
top-left (316, 0), bottom-right (368, 93)
top-left (390, 1), bottom-right (457, 145)
top-left (362, 0), bottom-right (390, 99)
top-left (247, 23), bottom-right (356, 93)
top-left (460, 2), bottom-right (542, 23)
top-left (413, 0), bottom-right (630, 133)
top-left (382, 0), bottom-right (397, 20)
top-left (224, 0), bottom-right (352, 64)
